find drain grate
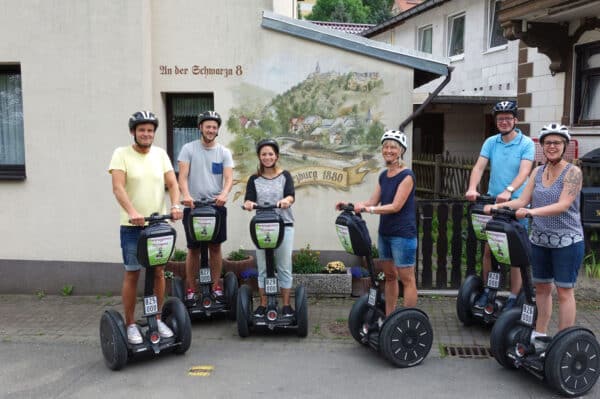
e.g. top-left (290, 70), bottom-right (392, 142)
top-left (442, 345), bottom-right (493, 359)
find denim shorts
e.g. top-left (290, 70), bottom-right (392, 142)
top-left (531, 241), bottom-right (584, 288)
top-left (378, 234), bottom-right (417, 267)
top-left (120, 226), bottom-right (144, 272)
top-left (183, 205), bottom-right (227, 248)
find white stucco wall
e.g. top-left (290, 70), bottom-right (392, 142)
top-left (0, 0), bottom-right (421, 264)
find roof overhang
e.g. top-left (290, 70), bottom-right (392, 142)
top-left (431, 95), bottom-right (516, 105)
top-left (261, 11), bottom-right (450, 88)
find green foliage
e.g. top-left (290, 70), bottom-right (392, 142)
top-left (307, 0), bottom-right (369, 23)
top-left (371, 244), bottom-right (379, 259)
top-left (227, 247), bottom-right (250, 261)
top-left (35, 289), bottom-right (46, 300)
top-left (164, 271), bottom-right (175, 280)
top-left (170, 248), bottom-right (187, 262)
top-left (363, 0), bottom-right (394, 24)
top-left (584, 252), bottom-right (600, 279)
top-left (60, 284), bottom-right (74, 296)
top-left (293, 244), bottom-right (323, 274)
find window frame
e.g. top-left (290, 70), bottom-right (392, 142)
top-left (417, 24), bottom-right (433, 54)
top-left (447, 12), bottom-right (466, 60)
top-left (573, 41), bottom-right (600, 127)
top-left (486, 0), bottom-right (508, 51)
top-left (0, 64), bottom-right (26, 180)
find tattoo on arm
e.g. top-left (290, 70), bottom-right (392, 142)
top-left (563, 168), bottom-right (582, 197)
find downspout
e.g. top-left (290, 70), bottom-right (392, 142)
top-left (398, 66), bottom-right (454, 132)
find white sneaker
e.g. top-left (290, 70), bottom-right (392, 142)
top-left (157, 319), bottom-right (174, 338)
top-left (127, 324), bottom-right (143, 344)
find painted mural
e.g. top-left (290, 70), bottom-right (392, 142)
top-left (228, 63), bottom-right (388, 199)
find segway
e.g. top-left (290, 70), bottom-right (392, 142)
top-left (457, 195), bottom-right (524, 326)
top-left (171, 200), bottom-right (238, 320)
top-left (335, 204), bottom-right (433, 367)
top-left (236, 203), bottom-right (308, 337)
top-left (99, 213), bottom-right (192, 370)
top-left (488, 208), bottom-right (600, 397)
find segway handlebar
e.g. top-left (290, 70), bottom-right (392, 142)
top-left (128, 213), bottom-right (173, 224)
top-left (241, 202), bottom-right (281, 210)
top-left (490, 207), bottom-right (533, 220)
top-left (337, 203), bottom-right (356, 212)
top-left (181, 198), bottom-right (216, 208)
top-left (476, 195), bottom-right (496, 204)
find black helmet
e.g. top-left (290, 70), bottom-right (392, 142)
top-left (197, 110), bottom-right (222, 127)
top-left (492, 100), bottom-right (517, 116)
top-left (128, 111), bottom-right (158, 131)
top-left (256, 138), bottom-right (279, 155)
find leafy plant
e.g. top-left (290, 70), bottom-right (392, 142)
top-left (584, 252), bottom-right (600, 279)
top-left (164, 271), bottom-right (175, 280)
top-left (350, 266), bottom-right (370, 278)
top-left (323, 261), bottom-right (347, 274)
top-left (170, 248), bottom-right (187, 262)
top-left (60, 284), bottom-right (74, 296)
top-left (240, 268), bottom-right (259, 279)
top-left (292, 244), bottom-right (322, 274)
top-left (35, 289), bottom-right (46, 299)
top-left (227, 247), bottom-right (250, 261)
top-left (370, 244), bottom-right (379, 259)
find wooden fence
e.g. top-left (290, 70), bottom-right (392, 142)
top-left (413, 153), bottom-right (489, 199)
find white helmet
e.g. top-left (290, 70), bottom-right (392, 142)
top-left (539, 123), bottom-right (570, 143)
top-left (381, 130), bottom-right (408, 150)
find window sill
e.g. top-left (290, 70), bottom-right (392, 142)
top-left (449, 54), bottom-right (464, 63)
top-left (483, 44), bottom-right (508, 55)
top-left (0, 165), bottom-right (26, 180)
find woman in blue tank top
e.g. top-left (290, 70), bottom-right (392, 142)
top-left (336, 130), bottom-right (417, 316)
top-left (484, 124), bottom-right (584, 342)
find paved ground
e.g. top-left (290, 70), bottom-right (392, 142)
top-left (1, 294), bottom-right (599, 398)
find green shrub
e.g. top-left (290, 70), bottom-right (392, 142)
top-left (170, 248), bottom-right (187, 262)
top-left (292, 244), bottom-right (322, 274)
top-left (227, 247), bottom-right (250, 261)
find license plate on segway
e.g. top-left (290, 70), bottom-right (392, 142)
top-left (199, 268), bottom-right (212, 284)
top-left (265, 277), bottom-right (278, 294)
top-left (143, 295), bottom-right (159, 315)
top-left (487, 272), bottom-right (501, 289)
top-left (520, 304), bottom-right (535, 326)
top-left (368, 288), bottom-right (377, 306)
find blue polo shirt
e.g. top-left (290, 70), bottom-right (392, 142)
top-left (480, 129), bottom-right (535, 198)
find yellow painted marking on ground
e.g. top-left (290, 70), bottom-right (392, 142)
top-left (188, 365), bottom-right (214, 377)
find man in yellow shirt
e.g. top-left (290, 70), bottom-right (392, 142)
top-left (108, 111), bottom-right (183, 344)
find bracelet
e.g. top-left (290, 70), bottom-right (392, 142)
top-left (369, 206), bottom-right (375, 214)
top-left (171, 205), bottom-right (182, 210)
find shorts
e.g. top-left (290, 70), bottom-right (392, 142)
top-left (183, 205), bottom-right (227, 248)
top-left (531, 241), bottom-right (584, 288)
top-left (120, 226), bottom-right (144, 272)
top-left (377, 234), bottom-right (417, 267)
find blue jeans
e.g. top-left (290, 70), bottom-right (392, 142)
top-left (255, 226), bottom-right (294, 289)
top-left (378, 234), bottom-right (417, 267)
top-left (120, 226), bottom-right (144, 272)
top-left (531, 241), bottom-right (584, 288)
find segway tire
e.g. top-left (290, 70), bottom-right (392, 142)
top-left (490, 308), bottom-right (523, 369)
top-left (295, 285), bottom-right (308, 337)
top-left (379, 308), bottom-right (433, 368)
top-left (545, 329), bottom-right (600, 397)
top-left (237, 284), bottom-right (252, 337)
top-left (162, 298), bottom-right (192, 354)
top-left (456, 275), bottom-right (482, 326)
top-left (99, 310), bottom-right (128, 370)
top-left (348, 295), bottom-right (370, 344)
top-left (172, 277), bottom-right (185, 301)
top-left (224, 272), bottom-right (239, 321)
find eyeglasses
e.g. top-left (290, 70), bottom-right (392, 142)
top-left (543, 140), bottom-right (565, 147)
top-left (496, 117), bottom-right (515, 123)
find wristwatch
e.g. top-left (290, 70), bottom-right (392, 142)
top-left (171, 204), bottom-right (182, 210)
top-left (506, 186), bottom-right (515, 194)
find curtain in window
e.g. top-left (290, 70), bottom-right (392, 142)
top-left (171, 95), bottom-right (213, 171)
top-left (0, 72), bottom-right (25, 165)
top-left (582, 75), bottom-right (600, 121)
top-left (449, 16), bottom-right (465, 56)
top-left (489, 0), bottom-right (507, 48)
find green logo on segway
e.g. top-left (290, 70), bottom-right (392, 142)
top-left (486, 230), bottom-right (511, 264)
top-left (335, 224), bottom-right (354, 254)
top-left (192, 216), bottom-right (216, 241)
top-left (471, 213), bottom-right (492, 241)
top-left (255, 222), bottom-right (280, 249)
top-left (147, 235), bottom-right (174, 266)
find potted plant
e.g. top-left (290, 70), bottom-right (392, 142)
top-left (292, 245), bottom-right (351, 296)
top-left (165, 248), bottom-right (187, 280)
top-left (350, 266), bottom-right (371, 297)
top-left (222, 246), bottom-right (255, 280)
top-left (239, 268), bottom-right (259, 294)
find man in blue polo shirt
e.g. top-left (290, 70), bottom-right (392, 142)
top-left (466, 100), bottom-right (535, 311)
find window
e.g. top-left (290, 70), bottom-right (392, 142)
top-left (487, 0), bottom-right (507, 49)
top-left (166, 93), bottom-right (214, 172)
top-left (0, 65), bottom-right (25, 179)
top-left (574, 42), bottom-right (600, 125)
top-left (447, 13), bottom-right (465, 58)
top-left (418, 25), bottom-right (433, 54)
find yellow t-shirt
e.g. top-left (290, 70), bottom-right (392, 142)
top-left (108, 145), bottom-right (174, 226)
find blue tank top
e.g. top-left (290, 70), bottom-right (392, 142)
top-left (530, 163), bottom-right (584, 248)
top-left (378, 168), bottom-right (417, 238)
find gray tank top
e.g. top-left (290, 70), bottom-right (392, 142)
top-left (530, 163), bottom-right (584, 248)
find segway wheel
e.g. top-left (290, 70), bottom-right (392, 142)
top-left (489, 308), bottom-right (524, 369)
top-left (379, 309), bottom-right (433, 368)
top-left (545, 329), bottom-right (600, 397)
top-left (456, 275), bottom-right (482, 326)
top-left (99, 310), bottom-right (128, 370)
top-left (348, 295), bottom-right (370, 344)
top-left (236, 285), bottom-right (252, 337)
top-left (162, 298), bottom-right (192, 354)
top-left (295, 285), bottom-right (308, 338)
top-left (172, 276), bottom-right (185, 301)
top-left (224, 272), bottom-right (239, 321)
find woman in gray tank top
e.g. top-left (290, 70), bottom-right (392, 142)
top-left (484, 124), bottom-right (584, 343)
